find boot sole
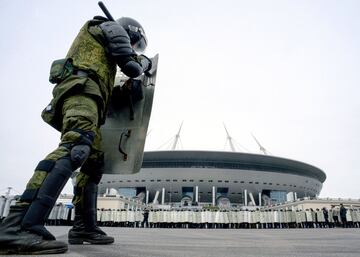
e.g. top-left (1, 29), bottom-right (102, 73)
top-left (68, 238), bottom-right (114, 245)
top-left (0, 246), bottom-right (68, 255)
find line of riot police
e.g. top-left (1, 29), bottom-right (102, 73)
top-left (42, 204), bottom-right (360, 229)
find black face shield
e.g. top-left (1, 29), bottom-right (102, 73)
top-left (128, 25), bottom-right (148, 53)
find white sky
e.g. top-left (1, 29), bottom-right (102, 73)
top-left (0, 0), bottom-right (359, 198)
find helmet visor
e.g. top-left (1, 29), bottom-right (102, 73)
top-left (127, 24), bottom-right (148, 53)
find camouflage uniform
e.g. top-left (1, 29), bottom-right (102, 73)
top-left (29, 19), bottom-right (117, 204)
top-left (0, 16), bottom-right (151, 254)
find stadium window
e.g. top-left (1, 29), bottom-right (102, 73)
top-left (240, 181), bottom-right (244, 183)
top-left (150, 180), bottom-right (154, 182)
top-left (141, 180), bottom-right (146, 182)
top-left (190, 179), bottom-right (194, 182)
top-left (276, 183), bottom-right (280, 186)
top-left (174, 191), bottom-right (178, 194)
top-left (234, 181), bottom-right (238, 183)
top-left (294, 185), bottom-right (296, 187)
top-left (135, 180), bottom-right (139, 182)
top-left (157, 179), bottom-right (161, 182)
top-left (263, 182), bottom-right (267, 185)
top-left (126, 180), bottom-right (131, 182)
top-left (217, 187), bottom-right (228, 196)
top-left (107, 181), bottom-right (111, 183)
top-left (283, 184), bottom-right (287, 186)
top-left (173, 179), bottom-right (178, 182)
top-left (218, 180), bottom-right (223, 183)
top-left (225, 180), bottom-right (229, 183)
top-left (255, 182), bottom-right (259, 184)
top-left (249, 182), bottom-right (253, 184)
top-left (208, 180), bottom-right (213, 182)
top-left (166, 179), bottom-right (170, 182)
top-left (199, 180), bottom-right (204, 182)
top-left (119, 180), bottom-right (123, 183)
top-left (182, 179), bottom-right (187, 182)
top-left (182, 187), bottom-right (194, 198)
top-left (112, 181), bottom-right (115, 183)
top-left (269, 183), bottom-right (273, 185)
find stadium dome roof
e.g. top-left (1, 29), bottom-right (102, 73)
top-left (142, 150), bottom-right (326, 183)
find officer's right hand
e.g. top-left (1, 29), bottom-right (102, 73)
top-left (138, 55), bottom-right (152, 75)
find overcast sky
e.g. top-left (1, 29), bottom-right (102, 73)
top-left (0, 0), bottom-right (359, 198)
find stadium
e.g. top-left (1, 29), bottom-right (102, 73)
top-left (98, 72), bottom-right (326, 208)
top-left (99, 150), bottom-right (326, 207)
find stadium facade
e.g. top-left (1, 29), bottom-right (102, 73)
top-left (99, 150), bottom-right (326, 207)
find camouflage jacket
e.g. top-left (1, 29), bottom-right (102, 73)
top-left (42, 18), bottom-right (117, 131)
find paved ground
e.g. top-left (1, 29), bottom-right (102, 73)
top-left (2, 227), bottom-right (360, 257)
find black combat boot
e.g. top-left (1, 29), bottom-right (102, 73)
top-left (0, 229), bottom-right (68, 255)
top-left (0, 202), bottom-right (68, 255)
top-left (68, 181), bottom-right (114, 244)
top-left (9, 158), bottom-right (75, 254)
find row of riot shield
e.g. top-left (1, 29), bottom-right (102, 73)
top-left (0, 196), bottom-right (16, 219)
top-left (47, 203), bottom-right (74, 226)
top-left (94, 208), bottom-right (360, 229)
top-left (20, 205), bottom-right (360, 229)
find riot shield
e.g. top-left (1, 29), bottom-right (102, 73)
top-left (101, 54), bottom-right (159, 174)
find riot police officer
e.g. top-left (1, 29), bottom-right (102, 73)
top-left (0, 13), bottom-right (152, 255)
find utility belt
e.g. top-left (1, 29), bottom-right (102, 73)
top-left (49, 58), bottom-right (99, 85)
top-left (73, 69), bottom-right (100, 85)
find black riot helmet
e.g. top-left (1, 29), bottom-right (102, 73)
top-left (117, 17), bottom-right (148, 54)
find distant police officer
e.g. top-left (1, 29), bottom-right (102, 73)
top-left (339, 203), bottom-right (347, 228)
top-left (142, 209), bottom-right (149, 228)
top-left (0, 9), bottom-right (152, 255)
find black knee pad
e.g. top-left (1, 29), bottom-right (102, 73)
top-left (71, 145), bottom-right (91, 168)
top-left (62, 129), bottom-right (95, 169)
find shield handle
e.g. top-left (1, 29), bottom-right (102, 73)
top-left (118, 129), bottom-right (132, 161)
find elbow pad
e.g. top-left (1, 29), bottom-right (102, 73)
top-left (120, 55), bottom-right (152, 78)
top-left (122, 60), bottom-right (143, 78)
top-left (121, 55), bottom-right (152, 78)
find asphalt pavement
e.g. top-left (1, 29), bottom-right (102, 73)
top-left (2, 227), bottom-right (360, 257)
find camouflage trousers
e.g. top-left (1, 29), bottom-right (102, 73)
top-left (24, 94), bottom-right (104, 204)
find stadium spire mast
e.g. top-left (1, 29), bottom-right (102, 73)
top-left (251, 133), bottom-right (268, 155)
top-left (223, 123), bottom-right (236, 152)
top-left (5, 187), bottom-right (12, 197)
top-left (171, 121), bottom-right (183, 150)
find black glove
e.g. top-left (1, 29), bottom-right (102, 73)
top-left (138, 55), bottom-right (152, 75)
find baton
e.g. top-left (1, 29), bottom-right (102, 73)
top-left (98, 1), bottom-right (115, 21)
